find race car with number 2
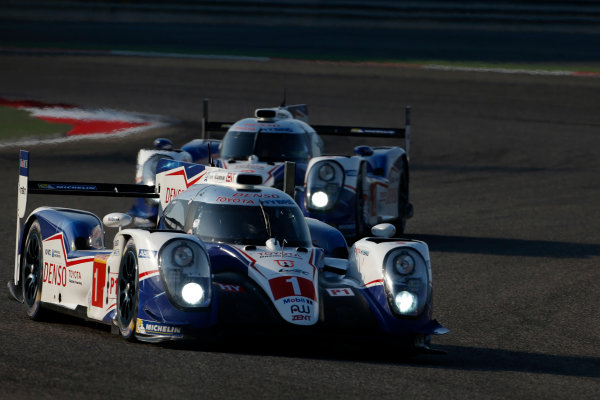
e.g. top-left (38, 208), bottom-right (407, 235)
top-left (131, 100), bottom-right (413, 240)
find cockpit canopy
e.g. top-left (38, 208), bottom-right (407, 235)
top-left (161, 186), bottom-right (312, 247)
top-left (220, 130), bottom-right (311, 163)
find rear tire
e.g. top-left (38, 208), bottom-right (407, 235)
top-left (22, 220), bottom-right (45, 320)
top-left (117, 239), bottom-right (139, 341)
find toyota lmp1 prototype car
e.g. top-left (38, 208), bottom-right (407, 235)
top-left (9, 150), bottom-right (447, 352)
top-left (130, 100), bottom-right (414, 240)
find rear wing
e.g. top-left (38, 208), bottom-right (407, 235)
top-left (199, 99), bottom-right (412, 157)
top-left (14, 150), bottom-right (159, 287)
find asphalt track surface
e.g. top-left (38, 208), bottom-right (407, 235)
top-left (1, 53), bottom-right (600, 398)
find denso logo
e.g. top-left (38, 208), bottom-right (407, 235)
top-left (165, 187), bottom-right (184, 204)
top-left (43, 262), bottom-right (67, 287)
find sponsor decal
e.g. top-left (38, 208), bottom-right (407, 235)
top-left (43, 262), bottom-right (67, 287)
top-left (214, 282), bottom-right (245, 293)
top-left (214, 196), bottom-right (293, 205)
top-left (68, 269), bottom-right (82, 286)
top-left (354, 247), bottom-right (369, 256)
top-left (275, 260), bottom-right (294, 268)
top-left (136, 320), bottom-right (183, 337)
top-left (326, 288), bottom-right (354, 297)
top-left (350, 128), bottom-right (395, 135)
top-left (232, 193), bottom-right (280, 198)
top-left (292, 315), bottom-right (311, 321)
top-left (257, 251), bottom-right (303, 259)
top-left (279, 268), bottom-right (308, 276)
top-left (226, 173), bottom-right (233, 183)
top-left (52, 249), bottom-right (61, 258)
top-left (165, 187), bottom-right (185, 204)
top-left (283, 297), bottom-right (313, 305)
top-left (36, 183), bottom-right (97, 191)
top-left (290, 304), bottom-right (311, 314)
top-left (138, 249), bottom-right (157, 259)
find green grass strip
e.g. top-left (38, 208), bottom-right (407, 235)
top-left (0, 107), bottom-right (72, 140)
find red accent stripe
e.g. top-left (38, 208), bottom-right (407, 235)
top-left (234, 246), bottom-right (265, 278)
top-left (166, 169), bottom-right (206, 188)
top-left (364, 279), bottom-right (384, 287)
top-left (67, 257), bottom-right (95, 267)
top-left (139, 269), bottom-right (159, 279)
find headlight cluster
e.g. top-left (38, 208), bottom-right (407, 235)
top-left (158, 239), bottom-right (211, 308)
top-left (383, 249), bottom-right (430, 316)
top-left (306, 161), bottom-right (344, 211)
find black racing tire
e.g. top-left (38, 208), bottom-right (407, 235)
top-left (116, 239), bottom-right (139, 341)
top-left (355, 162), bottom-right (368, 240)
top-left (22, 220), bottom-right (45, 320)
top-left (394, 158), bottom-right (410, 236)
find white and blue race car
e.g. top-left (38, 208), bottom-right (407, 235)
top-left (130, 101), bottom-right (413, 239)
top-left (10, 151), bottom-right (446, 351)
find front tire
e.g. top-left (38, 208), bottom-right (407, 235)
top-left (22, 220), bottom-right (45, 320)
top-left (117, 239), bottom-right (139, 341)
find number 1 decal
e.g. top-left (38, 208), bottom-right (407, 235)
top-left (269, 276), bottom-right (316, 301)
top-left (92, 259), bottom-right (107, 308)
top-left (285, 277), bottom-right (301, 296)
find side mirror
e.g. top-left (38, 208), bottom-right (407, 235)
top-left (371, 223), bottom-right (396, 238)
top-left (103, 213), bottom-right (132, 229)
top-left (354, 145), bottom-right (374, 157)
top-left (153, 138), bottom-right (173, 150)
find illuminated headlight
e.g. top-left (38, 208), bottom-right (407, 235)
top-left (383, 249), bottom-right (430, 316)
top-left (181, 282), bottom-right (204, 305)
top-left (311, 191), bottom-right (329, 208)
top-left (306, 161), bottom-right (344, 211)
top-left (159, 239), bottom-right (211, 308)
top-left (395, 291), bottom-right (417, 314)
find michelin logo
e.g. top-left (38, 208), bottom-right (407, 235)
top-left (137, 320), bottom-right (183, 336)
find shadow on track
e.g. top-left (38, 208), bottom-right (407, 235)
top-left (161, 336), bottom-right (600, 379)
top-left (406, 234), bottom-right (600, 259)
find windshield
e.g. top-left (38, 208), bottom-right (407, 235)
top-left (187, 202), bottom-right (311, 247)
top-left (220, 130), bottom-right (310, 163)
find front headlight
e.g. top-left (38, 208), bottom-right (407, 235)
top-left (383, 249), bottom-right (429, 316)
top-left (159, 239), bottom-right (211, 308)
top-left (306, 160), bottom-right (344, 211)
